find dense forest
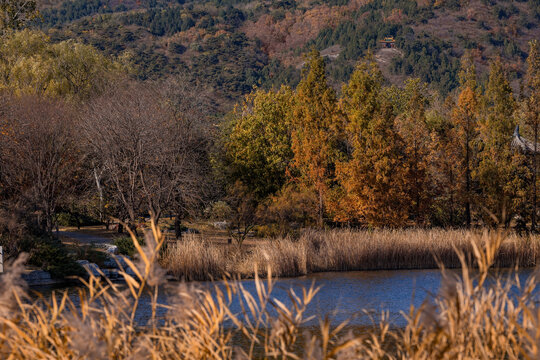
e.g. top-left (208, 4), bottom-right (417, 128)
top-left (27, 0), bottom-right (540, 106)
top-left (0, 0), bottom-right (540, 275)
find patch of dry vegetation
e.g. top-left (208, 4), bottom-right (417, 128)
top-left (1, 219), bottom-right (540, 358)
top-left (161, 239), bottom-right (227, 281)
top-left (163, 229), bottom-right (540, 280)
top-left (1, 220), bottom-right (540, 358)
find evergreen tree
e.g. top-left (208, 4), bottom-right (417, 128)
top-left (523, 40), bottom-right (540, 232)
top-left (395, 78), bottom-right (431, 225)
top-left (451, 54), bottom-right (480, 228)
top-left (475, 58), bottom-right (525, 225)
top-left (291, 49), bottom-right (341, 228)
top-left (425, 97), bottom-right (462, 227)
top-left (335, 58), bottom-right (408, 227)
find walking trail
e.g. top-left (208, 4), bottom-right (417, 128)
top-left (58, 230), bottom-right (112, 245)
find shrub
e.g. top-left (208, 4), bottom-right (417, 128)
top-left (72, 245), bottom-right (110, 268)
top-left (24, 236), bottom-right (84, 278)
top-left (205, 201), bottom-right (232, 220)
top-left (56, 212), bottom-right (101, 227)
top-left (113, 236), bottom-right (145, 257)
top-left (169, 42), bottom-right (186, 54)
top-left (261, 185), bottom-right (317, 236)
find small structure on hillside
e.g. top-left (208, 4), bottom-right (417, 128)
top-left (512, 125), bottom-right (540, 155)
top-left (379, 36), bottom-right (396, 48)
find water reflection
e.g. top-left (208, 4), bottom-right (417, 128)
top-left (29, 268), bottom-right (537, 327)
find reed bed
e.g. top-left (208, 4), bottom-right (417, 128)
top-left (1, 223), bottom-right (540, 359)
top-left (163, 228), bottom-right (540, 280)
top-left (161, 239), bottom-right (227, 281)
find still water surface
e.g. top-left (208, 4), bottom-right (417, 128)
top-left (31, 268), bottom-right (536, 327)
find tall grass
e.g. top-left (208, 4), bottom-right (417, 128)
top-left (161, 237), bottom-right (228, 281)
top-left (1, 222), bottom-right (540, 358)
top-left (164, 228), bottom-right (540, 280)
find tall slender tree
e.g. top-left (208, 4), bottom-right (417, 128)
top-left (395, 79), bottom-right (431, 225)
top-left (475, 58), bottom-right (523, 225)
top-left (335, 59), bottom-right (408, 226)
top-left (426, 97), bottom-right (462, 227)
top-left (451, 54), bottom-right (480, 228)
top-left (291, 49), bottom-right (340, 228)
top-left (524, 40), bottom-right (540, 232)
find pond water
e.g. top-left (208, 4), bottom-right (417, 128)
top-left (30, 268), bottom-right (537, 327)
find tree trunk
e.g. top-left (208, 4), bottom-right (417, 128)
top-left (465, 133), bottom-right (471, 228)
top-left (128, 222), bottom-right (138, 237)
top-left (93, 167), bottom-right (104, 222)
top-left (318, 188), bottom-right (324, 229)
top-left (533, 122), bottom-right (538, 232)
top-left (174, 215), bottom-right (183, 240)
top-left (450, 168), bottom-right (455, 226)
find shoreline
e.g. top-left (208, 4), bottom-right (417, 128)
top-left (24, 260), bottom-right (538, 289)
top-left (14, 228), bottom-right (540, 286)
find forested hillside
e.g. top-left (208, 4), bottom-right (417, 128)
top-left (31, 0), bottom-right (540, 107)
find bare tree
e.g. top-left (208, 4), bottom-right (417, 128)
top-left (226, 181), bottom-right (258, 248)
top-left (0, 0), bottom-right (37, 32)
top-left (161, 76), bottom-right (216, 238)
top-left (0, 95), bottom-right (79, 235)
top-left (82, 81), bottom-right (211, 235)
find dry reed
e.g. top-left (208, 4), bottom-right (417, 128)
top-left (0, 222), bottom-right (539, 359)
top-left (161, 236), bottom-right (228, 281)
top-left (164, 228), bottom-right (540, 280)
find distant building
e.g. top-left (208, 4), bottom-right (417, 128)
top-left (379, 36), bottom-right (396, 48)
top-left (512, 125), bottom-right (540, 155)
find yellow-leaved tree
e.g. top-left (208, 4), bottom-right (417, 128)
top-left (223, 86), bottom-right (294, 199)
top-left (0, 29), bottom-right (128, 100)
top-left (0, 0), bottom-right (37, 32)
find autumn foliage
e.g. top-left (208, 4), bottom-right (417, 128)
top-left (224, 45), bottom-right (540, 230)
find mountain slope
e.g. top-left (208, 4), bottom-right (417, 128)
top-left (33, 0), bottom-right (540, 103)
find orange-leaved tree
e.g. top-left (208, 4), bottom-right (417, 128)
top-left (451, 54), bottom-right (480, 228)
top-left (334, 58), bottom-right (408, 227)
top-left (395, 78), bottom-right (431, 225)
top-left (290, 49), bottom-right (342, 228)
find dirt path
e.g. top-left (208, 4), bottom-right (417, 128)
top-left (375, 47), bottom-right (406, 87)
top-left (58, 231), bottom-right (112, 245)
